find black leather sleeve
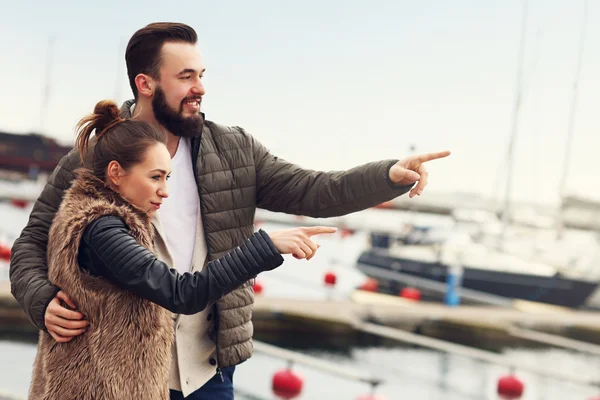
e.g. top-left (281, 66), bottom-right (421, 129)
top-left (78, 215), bottom-right (283, 315)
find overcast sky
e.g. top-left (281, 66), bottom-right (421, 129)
top-left (0, 0), bottom-right (598, 207)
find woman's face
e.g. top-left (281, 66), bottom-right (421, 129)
top-left (107, 143), bottom-right (171, 216)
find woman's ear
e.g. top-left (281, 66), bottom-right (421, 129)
top-left (106, 160), bottom-right (123, 187)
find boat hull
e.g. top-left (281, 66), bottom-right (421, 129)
top-left (357, 250), bottom-right (598, 308)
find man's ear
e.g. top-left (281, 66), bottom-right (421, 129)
top-left (135, 73), bottom-right (155, 98)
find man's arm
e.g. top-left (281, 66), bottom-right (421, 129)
top-left (251, 134), bottom-right (413, 218)
top-left (9, 150), bottom-right (80, 330)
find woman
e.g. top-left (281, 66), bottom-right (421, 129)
top-left (29, 100), bottom-right (334, 400)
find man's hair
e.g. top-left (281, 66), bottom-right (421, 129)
top-left (125, 22), bottom-right (198, 100)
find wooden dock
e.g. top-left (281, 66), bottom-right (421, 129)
top-left (3, 281), bottom-right (600, 347)
top-left (0, 393), bottom-right (22, 400)
top-left (252, 291), bottom-right (600, 347)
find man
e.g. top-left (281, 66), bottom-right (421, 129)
top-left (10, 22), bottom-right (450, 399)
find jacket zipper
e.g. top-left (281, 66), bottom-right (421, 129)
top-left (190, 133), bottom-right (224, 370)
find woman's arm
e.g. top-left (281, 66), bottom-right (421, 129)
top-left (79, 215), bottom-right (283, 314)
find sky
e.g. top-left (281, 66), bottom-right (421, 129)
top-left (0, 0), bottom-right (598, 207)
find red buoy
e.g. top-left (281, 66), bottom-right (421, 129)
top-left (356, 395), bottom-right (386, 400)
top-left (358, 278), bottom-right (379, 292)
top-left (272, 369), bottom-right (303, 399)
top-left (497, 375), bottom-right (524, 399)
top-left (324, 271), bottom-right (337, 286)
top-left (11, 199), bottom-right (28, 208)
top-left (252, 281), bottom-right (264, 295)
top-left (399, 287), bottom-right (421, 301)
top-left (374, 201), bottom-right (393, 209)
top-left (340, 228), bottom-right (355, 238)
top-left (0, 245), bottom-right (11, 262)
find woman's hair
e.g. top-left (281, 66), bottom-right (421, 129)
top-left (75, 100), bottom-right (166, 180)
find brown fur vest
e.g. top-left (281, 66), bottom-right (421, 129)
top-left (29, 169), bottom-right (174, 400)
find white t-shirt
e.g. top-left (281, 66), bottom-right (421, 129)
top-left (157, 137), bottom-right (204, 274)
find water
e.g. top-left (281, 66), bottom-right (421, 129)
top-left (2, 201), bottom-right (600, 399)
top-left (3, 340), bottom-right (600, 399)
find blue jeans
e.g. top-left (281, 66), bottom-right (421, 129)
top-left (169, 366), bottom-right (235, 400)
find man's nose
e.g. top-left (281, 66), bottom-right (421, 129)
top-left (191, 80), bottom-right (205, 96)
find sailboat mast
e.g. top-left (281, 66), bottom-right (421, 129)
top-left (500, 0), bottom-right (528, 246)
top-left (39, 35), bottom-right (55, 134)
top-left (113, 38), bottom-right (126, 102)
top-left (556, 0), bottom-right (589, 236)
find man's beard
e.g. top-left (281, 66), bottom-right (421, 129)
top-left (152, 86), bottom-right (204, 138)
